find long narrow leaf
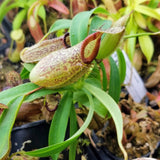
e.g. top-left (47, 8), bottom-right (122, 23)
top-left (108, 57), bottom-right (121, 103)
top-left (99, 62), bottom-right (108, 91)
top-left (73, 90), bottom-right (108, 118)
top-left (38, 6), bottom-right (46, 21)
top-left (84, 83), bottom-right (128, 160)
top-left (0, 2), bottom-right (25, 24)
top-left (69, 104), bottom-right (78, 160)
top-left (0, 83), bottom-right (39, 104)
top-left (0, 96), bottom-right (25, 159)
top-left (24, 88), bottom-right (59, 103)
top-left (138, 29), bottom-right (154, 63)
top-left (0, 83), bottom-right (59, 105)
top-left (124, 31), bottom-right (160, 38)
top-left (38, 5), bottom-right (46, 33)
top-left (0, 0), bottom-right (22, 23)
top-left (117, 49), bottom-right (126, 84)
top-left (26, 107), bottom-right (94, 157)
top-left (49, 91), bottom-right (73, 160)
top-left (12, 9), bottom-right (27, 30)
top-left (125, 15), bottom-right (138, 61)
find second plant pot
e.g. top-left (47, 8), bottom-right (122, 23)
top-left (0, 18), bottom-right (12, 55)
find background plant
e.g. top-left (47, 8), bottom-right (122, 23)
top-left (98, 0), bottom-right (160, 63)
top-left (118, 0), bottom-right (160, 63)
top-left (0, 0), bottom-right (69, 63)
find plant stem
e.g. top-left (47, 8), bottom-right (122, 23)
top-left (124, 31), bottom-right (160, 39)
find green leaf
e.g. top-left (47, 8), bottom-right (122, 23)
top-left (70, 7), bottom-right (109, 46)
top-left (26, 106), bottom-right (94, 157)
top-left (22, 63), bottom-right (35, 72)
top-left (147, 18), bottom-right (159, 32)
top-left (69, 105), bottom-right (78, 160)
top-left (70, 11), bottom-right (92, 46)
top-left (27, 0), bottom-right (37, 6)
top-left (12, 9), bottom-right (27, 30)
top-left (49, 91), bottom-right (73, 160)
top-left (135, 5), bottom-right (160, 20)
top-left (124, 31), bottom-right (160, 38)
top-left (87, 63), bottom-right (101, 81)
top-left (48, 19), bottom-right (72, 33)
top-left (134, 11), bottom-right (147, 29)
top-left (0, 0), bottom-right (16, 23)
top-left (20, 67), bottom-right (30, 79)
top-left (89, 16), bottom-right (112, 35)
top-left (84, 83), bottom-right (128, 160)
top-left (20, 63), bottom-right (35, 79)
top-left (148, 0), bottom-right (159, 8)
top-left (0, 2), bottom-right (25, 24)
top-left (73, 91), bottom-right (88, 105)
top-left (0, 96), bottom-right (25, 159)
top-left (108, 57), bottom-right (121, 103)
top-left (38, 5), bottom-right (46, 22)
top-left (99, 62), bottom-right (108, 91)
top-left (73, 90), bottom-right (108, 118)
top-left (0, 83), bottom-right (59, 105)
top-left (117, 49), bottom-right (126, 84)
top-left (138, 29), bottom-right (154, 63)
top-left (38, 5), bottom-right (47, 33)
top-left (135, 0), bottom-right (148, 5)
top-left (0, 83), bottom-right (39, 105)
top-left (85, 78), bottom-right (102, 89)
top-left (125, 15), bottom-right (138, 61)
top-left (24, 87), bottom-right (59, 103)
top-left (93, 7), bottom-right (110, 15)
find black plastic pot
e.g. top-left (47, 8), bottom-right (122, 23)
top-left (10, 120), bottom-right (98, 160)
top-left (11, 120), bottom-right (51, 160)
top-left (0, 18), bottom-right (12, 54)
top-left (11, 120), bottom-right (118, 160)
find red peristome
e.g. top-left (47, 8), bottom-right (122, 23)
top-left (48, 0), bottom-right (69, 15)
top-left (27, 15), bottom-right (44, 43)
top-left (81, 32), bottom-right (102, 64)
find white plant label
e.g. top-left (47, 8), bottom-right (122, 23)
top-left (111, 50), bottom-right (147, 103)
